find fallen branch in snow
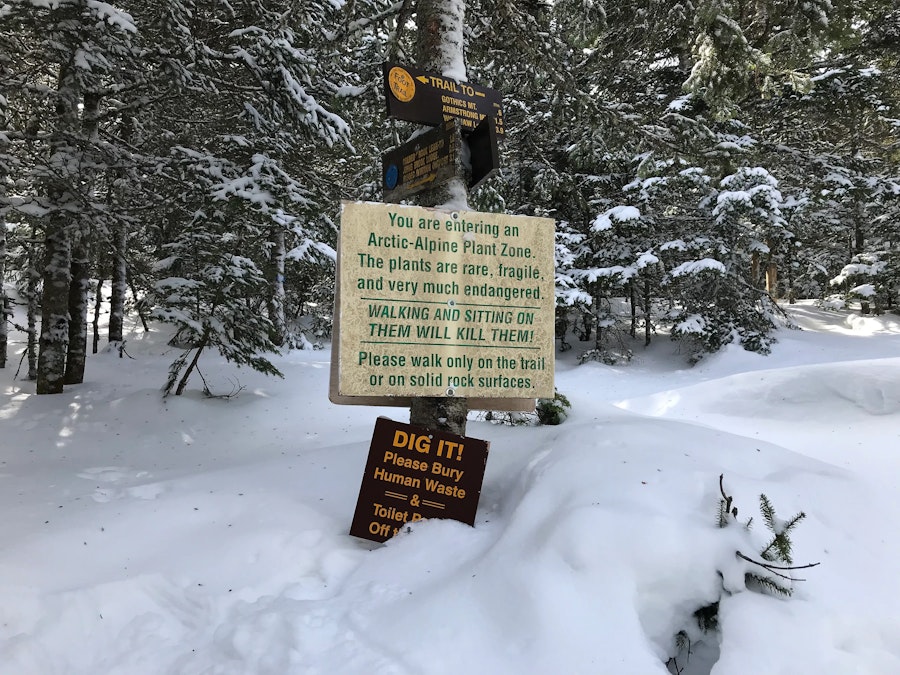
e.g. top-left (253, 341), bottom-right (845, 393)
top-left (735, 550), bottom-right (821, 582)
top-left (197, 366), bottom-right (245, 399)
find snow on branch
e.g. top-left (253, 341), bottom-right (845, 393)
top-left (591, 205), bottom-right (641, 232)
top-left (87, 1), bottom-right (137, 33)
top-left (668, 258), bottom-right (726, 278)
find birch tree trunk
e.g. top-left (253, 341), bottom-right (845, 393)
top-left (409, 0), bottom-right (470, 436)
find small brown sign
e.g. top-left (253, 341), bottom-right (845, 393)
top-left (466, 115), bottom-right (500, 189)
top-left (349, 417), bottom-right (490, 543)
top-left (383, 62), bottom-right (505, 136)
top-left (382, 120), bottom-right (461, 202)
top-left (382, 118), bottom-right (500, 202)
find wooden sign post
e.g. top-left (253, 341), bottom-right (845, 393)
top-left (337, 0), bottom-right (556, 543)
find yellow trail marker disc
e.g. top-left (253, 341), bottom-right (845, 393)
top-left (388, 66), bottom-right (416, 102)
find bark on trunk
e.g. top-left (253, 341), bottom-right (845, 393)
top-left (751, 250), bottom-right (761, 287)
top-left (64, 91), bottom-right (100, 384)
top-left (629, 281), bottom-right (637, 339)
top-left (0, 211), bottom-right (7, 369)
top-left (37, 224), bottom-right (72, 394)
top-left (644, 276), bottom-right (652, 347)
top-left (108, 115), bottom-right (132, 344)
top-left (765, 263), bottom-right (778, 299)
top-left (108, 223), bottom-right (127, 343)
top-left (853, 211), bottom-right (865, 254)
top-left (175, 333), bottom-right (209, 396)
top-left (37, 63), bottom-right (79, 394)
top-left (0, 123), bottom-right (7, 368)
top-left (267, 225), bottom-right (287, 347)
top-left (784, 241), bottom-right (796, 303)
top-left (26, 225), bottom-right (39, 380)
top-left (410, 0), bottom-right (469, 436)
top-left (92, 276), bottom-right (103, 354)
top-left (129, 278), bottom-right (149, 333)
top-left (763, 238), bottom-right (778, 300)
top-left (64, 238), bottom-right (90, 384)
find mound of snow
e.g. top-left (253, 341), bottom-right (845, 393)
top-left (619, 359), bottom-right (900, 421)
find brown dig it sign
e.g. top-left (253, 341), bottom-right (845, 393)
top-left (350, 417), bottom-right (490, 543)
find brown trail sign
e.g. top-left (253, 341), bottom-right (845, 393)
top-left (350, 417), bottom-right (489, 543)
top-left (383, 62), bottom-right (505, 136)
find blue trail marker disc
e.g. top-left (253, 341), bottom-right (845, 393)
top-left (385, 163), bottom-right (399, 190)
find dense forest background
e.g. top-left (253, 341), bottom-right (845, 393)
top-left (1, 0), bottom-right (898, 394)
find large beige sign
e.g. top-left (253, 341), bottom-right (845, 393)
top-left (337, 201), bottom-right (555, 399)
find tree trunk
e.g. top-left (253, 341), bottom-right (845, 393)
top-left (108, 228), bottom-right (127, 343)
top-left (37, 224), bottom-right (72, 394)
top-left (175, 333), bottom-right (209, 396)
top-left (26, 225), bottom-right (39, 380)
top-left (108, 115), bottom-right (132, 345)
top-left (65, 90), bottom-right (101, 383)
top-left (129, 278), bottom-right (149, 333)
top-left (629, 280), bottom-right (637, 339)
top-left (267, 225), bottom-right (287, 347)
top-left (0, 123), bottom-right (7, 369)
top-left (410, 0), bottom-right (469, 436)
top-left (0, 210), bottom-right (7, 369)
top-left (644, 275), bottom-right (652, 347)
top-left (92, 276), bottom-right (103, 354)
top-left (64, 237), bottom-right (90, 384)
top-left (37, 63), bottom-right (79, 394)
top-left (853, 205), bottom-right (865, 254)
top-left (763, 238), bottom-right (778, 300)
top-left (785, 244), bottom-right (796, 304)
top-left (765, 263), bottom-right (778, 299)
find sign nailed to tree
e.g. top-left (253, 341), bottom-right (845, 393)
top-left (382, 118), bottom-right (500, 202)
top-left (383, 62), bottom-right (505, 136)
top-left (336, 201), bottom-right (555, 400)
top-left (382, 119), bottom-right (462, 202)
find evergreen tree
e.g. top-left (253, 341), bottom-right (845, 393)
top-left (154, 210), bottom-right (282, 396)
top-left (136, 0), bottom-right (355, 392)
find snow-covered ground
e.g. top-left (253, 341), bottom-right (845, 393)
top-left (1, 299), bottom-right (899, 674)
